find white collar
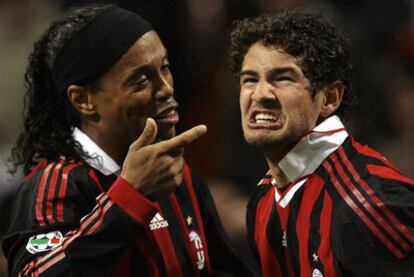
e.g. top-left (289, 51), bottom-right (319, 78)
top-left (272, 178), bottom-right (307, 208)
top-left (72, 127), bottom-right (121, 176)
top-left (277, 115), bottom-right (348, 183)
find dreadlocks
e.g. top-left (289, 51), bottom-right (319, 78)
top-left (10, 4), bottom-right (110, 174)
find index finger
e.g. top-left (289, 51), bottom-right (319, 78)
top-left (158, 124), bottom-right (207, 152)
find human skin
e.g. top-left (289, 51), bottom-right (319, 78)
top-left (239, 42), bottom-right (343, 186)
top-left (67, 31), bottom-right (207, 200)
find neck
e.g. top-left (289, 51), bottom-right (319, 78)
top-left (266, 156), bottom-right (290, 188)
top-left (80, 123), bottom-right (127, 166)
top-left (260, 141), bottom-right (294, 188)
top-left (263, 116), bottom-right (349, 187)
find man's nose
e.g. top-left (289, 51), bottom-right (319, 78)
top-left (155, 75), bottom-right (174, 99)
top-left (252, 80), bottom-right (276, 103)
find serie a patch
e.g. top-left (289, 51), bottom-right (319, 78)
top-left (26, 231), bottom-right (63, 254)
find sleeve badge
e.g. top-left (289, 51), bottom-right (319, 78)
top-left (26, 231), bottom-right (63, 254)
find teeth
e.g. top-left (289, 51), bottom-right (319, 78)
top-left (255, 113), bottom-right (276, 123)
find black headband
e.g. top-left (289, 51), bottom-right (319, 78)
top-left (52, 5), bottom-right (153, 93)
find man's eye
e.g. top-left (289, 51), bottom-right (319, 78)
top-left (241, 78), bottom-right (257, 84)
top-left (278, 76), bottom-right (294, 82)
top-left (135, 79), bottom-right (149, 89)
top-left (161, 64), bottom-right (170, 72)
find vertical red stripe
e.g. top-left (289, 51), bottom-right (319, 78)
top-left (36, 163), bottom-right (54, 226)
top-left (168, 193), bottom-right (200, 276)
top-left (135, 235), bottom-right (161, 277)
top-left (295, 176), bottom-right (324, 277)
top-left (322, 161), bottom-right (404, 258)
top-left (24, 159), bottom-right (48, 182)
top-left (255, 189), bottom-right (283, 277)
top-left (275, 204), bottom-right (294, 277)
top-left (317, 191), bottom-right (336, 277)
top-left (153, 230), bottom-right (184, 276)
top-left (338, 148), bottom-right (414, 248)
top-left (182, 164), bottom-right (211, 272)
top-left (276, 205), bottom-right (290, 231)
top-left (111, 252), bottom-right (130, 277)
top-left (46, 163), bottom-right (63, 224)
top-left (152, 207), bottom-right (184, 277)
top-left (56, 164), bottom-right (78, 222)
top-left (89, 169), bottom-right (105, 192)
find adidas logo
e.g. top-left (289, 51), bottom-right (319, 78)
top-left (149, 213), bottom-right (169, 230)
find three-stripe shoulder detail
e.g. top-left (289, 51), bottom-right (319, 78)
top-left (322, 147), bottom-right (414, 258)
top-left (21, 194), bottom-right (114, 276)
top-left (35, 161), bottom-right (81, 226)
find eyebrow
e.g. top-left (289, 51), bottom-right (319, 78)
top-left (122, 51), bottom-right (169, 87)
top-left (240, 66), bottom-right (300, 79)
top-left (267, 67), bottom-right (300, 79)
top-left (240, 69), bottom-right (258, 78)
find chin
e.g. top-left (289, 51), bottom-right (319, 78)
top-left (246, 136), bottom-right (275, 148)
top-left (157, 126), bottom-right (176, 141)
top-left (244, 127), bottom-right (275, 142)
top-left (244, 130), bottom-right (287, 148)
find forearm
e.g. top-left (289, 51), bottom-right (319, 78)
top-left (5, 177), bottom-right (158, 276)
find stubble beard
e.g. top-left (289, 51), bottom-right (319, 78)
top-left (243, 131), bottom-right (297, 161)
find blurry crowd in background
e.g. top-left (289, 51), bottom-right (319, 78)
top-left (0, 0), bottom-right (413, 275)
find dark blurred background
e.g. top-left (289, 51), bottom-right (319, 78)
top-left (1, 0), bottom-right (413, 275)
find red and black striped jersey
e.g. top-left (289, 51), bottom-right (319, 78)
top-left (247, 119), bottom-right (414, 276)
top-left (3, 160), bottom-right (256, 276)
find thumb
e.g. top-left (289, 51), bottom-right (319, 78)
top-left (129, 118), bottom-right (158, 150)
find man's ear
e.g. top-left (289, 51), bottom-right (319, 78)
top-left (66, 85), bottom-right (96, 116)
top-left (320, 81), bottom-right (345, 118)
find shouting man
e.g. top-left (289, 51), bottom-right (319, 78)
top-left (229, 10), bottom-right (414, 277)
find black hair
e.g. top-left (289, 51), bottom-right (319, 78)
top-left (229, 10), bottom-right (357, 118)
top-left (10, 3), bottom-right (111, 174)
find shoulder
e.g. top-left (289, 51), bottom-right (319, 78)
top-left (324, 138), bottom-right (414, 260)
top-left (21, 158), bottom-right (104, 199)
top-left (322, 137), bottom-right (414, 198)
top-left (248, 171), bottom-right (273, 202)
top-left (324, 137), bottom-right (414, 202)
top-left (335, 137), bottom-right (410, 180)
top-left (6, 159), bottom-right (100, 234)
top-left (24, 158), bottom-right (89, 183)
top-left (247, 172), bottom-right (273, 217)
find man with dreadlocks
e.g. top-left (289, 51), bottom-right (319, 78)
top-left (2, 4), bottom-right (256, 276)
top-left (228, 10), bottom-right (414, 277)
